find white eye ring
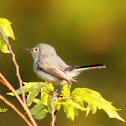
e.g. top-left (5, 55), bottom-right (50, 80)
top-left (34, 47), bottom-right (39, 52)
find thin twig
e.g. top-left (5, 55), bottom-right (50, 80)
top-left (0, 73), bottom-right (37, 126)
top-left (50, 85), bottom-right (61, 126)
top-left (9, 45), bottom-right (26, 104)
top-left (0, 95), bottom-right (32, 126)
top-left (0, 31), bottom-right (38, 126)
top-left (3, 34), bottom-right (26, 105)
top-left (0, 30), bottom-right (26, 104)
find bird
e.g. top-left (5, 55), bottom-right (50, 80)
top-left (26, 43), bottom-right (106, 86)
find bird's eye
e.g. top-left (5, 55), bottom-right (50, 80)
top-left (34, 47), bottom-right (39, 52)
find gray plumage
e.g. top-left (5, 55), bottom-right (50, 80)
top-left (27, 43), bottom-right (106, 86)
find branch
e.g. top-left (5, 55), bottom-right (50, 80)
top-left (50, 85), bottom-right (61, 126)
top-left (8, 40), bottom-right (26, 104)
top-left (0, 31), bottom-right (26, 105)
top-left (0, 95), bottom-right (32, 126)
top-left (0, 32), bottom-right (38, 125)
top-left (0, 73), bottom-right (37, 126)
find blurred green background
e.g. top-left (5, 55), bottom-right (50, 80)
top-left (0, 0), bottom-right (126, 126)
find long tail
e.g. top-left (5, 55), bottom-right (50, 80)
top-left (75, 64), bottom-right (106, 72)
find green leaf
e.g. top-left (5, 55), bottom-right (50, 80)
top-left (8, 81), bottom-right (125, 122)
top-left (34, 109), bottom-right (48, 120)
top-left (30, 104), bottom-right (44, 115)
top-left (47, 96), bottom-right (52, 113)
top-left (91, 104), bottom-right (97, 114)
top-left (61, 85), bottom-right (71, 96)
top-left (32, 98), bottom-right (43, 105)
top-left (74, 108), bottom-right (78, 117)
top-left (23, 82), bottom-right (37, 86)
top-left (66, 100), bottom-right (86, 111)
top-left (7, 82), bottom-right (46, 96)
top-left (0, 34), bottom-right (10, 53)
top-left (54, 103), bottom-right (61, 111)
top-left (46, 81), bottom-right (54, 91)
top-left (86, 104), bottom-right (97, 117)
top-left (72, 88), bottom-right (125, 122)
top-left (27, 90), bottom-right (39, 106)
top-left (41, 92), bottom-right (49, 106)
top-left (30, 82), bottom-right (46, 90)
top-left (0, 18), bottom-right (15, 40)
top-left (0, 18), bottom-right (15, 53)
top-left (63, 103), bottom-right (75, 120)
top-left (7, 86), bottom-right (34, 96)
top-left (57, 96), bottom-right (86, 120)
top-left (73, 99), bottom-right (85, 109)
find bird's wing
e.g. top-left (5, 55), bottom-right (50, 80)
top-left (37, 61), bottom-right (71, 83)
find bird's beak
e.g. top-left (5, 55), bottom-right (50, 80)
top-left (24, 48), bottom-right (31, 51)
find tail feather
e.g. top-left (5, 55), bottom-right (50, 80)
top-left (66, 64), bottom-right (106, 81)
top-left (75, 64), bottom-right (106, 72)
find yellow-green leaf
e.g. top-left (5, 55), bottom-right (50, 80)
top-left (61, 85), bottom-right (71, 96)
top-left (47, 96), bottom-right (52, 113)
top-left (30, 104), bottom-right (44, 115)
top-left (54, 103), bottom-right (61, 111)
top-left (34, 109), bottom-right (48, 120)
top-left (41, 92), bottom-right (49, 106)
top-left (86, 104), bottom-right (97, 117)
top-left (66, 100), bottom-right (86, 111)
top-left (27, 90), bottom-right (39, 106)
top-left (23, 82), bottom-right (37, 86)
top-left (0, 18), bottom-right (15, 40)
top-left (33, 98), bottom-right (43, 105)
top-left (7, 86), bottom-right (33, 96)
top-left (46, 81), bottom-right (54, 91)
top-left (63, 103), bottom-right (75, 120)
top-left (74, 108), bottom-right (78, 117)
top-left (0, 33), bottom-right (10, 53)
top-left (72, 88), bottom-right (125, 122)
top-left (0, 18), bottom-right (15, 53)
top-left (7, 82), bottom-right (46, 96)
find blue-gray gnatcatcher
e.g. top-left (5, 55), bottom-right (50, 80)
top-left (26, 43), bottom-right (106, 86)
